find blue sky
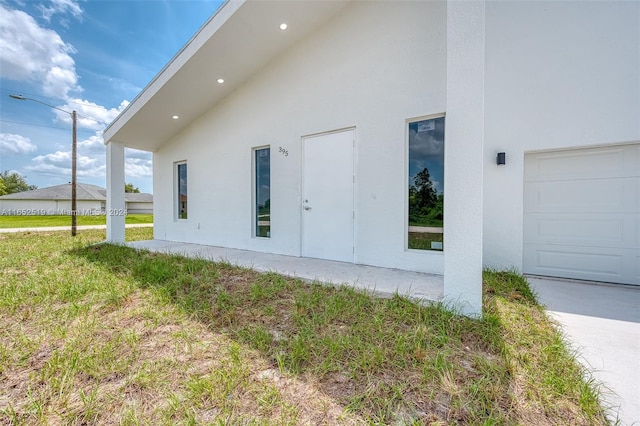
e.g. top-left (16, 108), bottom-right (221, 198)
top-left (0, 0), bottom-right (224, 193)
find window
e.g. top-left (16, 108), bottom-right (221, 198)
top-left (176, 162), bottom-right (187, 219)
top-left (254, 148), bottom-right (270, 237)
top-left (407, 116), bottom-right (444, 251)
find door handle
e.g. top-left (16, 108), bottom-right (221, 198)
top-left (304, 206), bottom-right (312, 211)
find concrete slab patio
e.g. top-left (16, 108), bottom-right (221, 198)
top-left (126, 240), bottom-right (444, 302)
top-left (529, 277), bottom-right (640, 425)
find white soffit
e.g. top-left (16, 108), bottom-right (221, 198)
top-left (103, 0), bottom-right (350, 151)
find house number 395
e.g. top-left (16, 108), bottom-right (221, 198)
top-left (279, 147), bottom-right (288, 157)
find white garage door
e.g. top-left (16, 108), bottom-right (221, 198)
top-left (524, 144), bottom-right (639, 285)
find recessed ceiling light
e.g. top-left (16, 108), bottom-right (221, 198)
top-left (172, 115), bottom-right (179, 119)
top-left (279, 23), bottom-right (288, 30)
top-left (217, 78), bottom-right (224, 84)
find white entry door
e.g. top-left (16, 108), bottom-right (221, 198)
top-left (523, 144), bottom-right (639, 285)
top-left (302, 129), bottom-right (355, 263)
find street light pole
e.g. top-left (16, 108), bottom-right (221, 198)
top-left (9, 94), bottom-right (78, 236)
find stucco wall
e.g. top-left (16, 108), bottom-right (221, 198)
top-left (154, 1), bottom-right (447, 273)
top-left (483, 1), bottom-right (640, 271)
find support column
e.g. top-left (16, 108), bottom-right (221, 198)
top-left (443, 0), bottom-right (485, 317)
top-left (106, 141), bottom-right (126, 243)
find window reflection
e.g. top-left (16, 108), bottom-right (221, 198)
top-left (177, 162), bottom-right (187, 219)
top-left (255, 148), bottom-right (270, 237)
top-left (408, 117), bottom-right (444, 251)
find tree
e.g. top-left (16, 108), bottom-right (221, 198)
top-left (0, 177), bottom-right (7, 196)
top-left (0, 171), bottom-right (37, 194)
top-left (124, 182), bottom-right (140, 193)
top-left (408, 167), bottom-right (443, 226)
top-left (413, 168), bottom-right (437, 210)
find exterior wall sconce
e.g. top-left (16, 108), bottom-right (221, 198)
top-left (496, 152), bottom-right (506, 165)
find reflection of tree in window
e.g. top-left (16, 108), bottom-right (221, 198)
top-left (409, 168), bottom-right (443, 226)
top-left (255, 148), bottom-right (270, 237)
top-left (408, 117), bottom-right (444, 251)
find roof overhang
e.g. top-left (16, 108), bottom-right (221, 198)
top-left (103, 0), bottom-right (350, 152)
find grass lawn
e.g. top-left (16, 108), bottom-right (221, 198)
top-left (0, 229), bottom-right (609, 424)
top-left (0, 214), bottom-right (153, 228)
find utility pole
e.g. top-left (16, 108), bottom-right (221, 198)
top-left (9, 94), bottom-right (79, 237)
top-left (71, 110), bottom-right (77, 236)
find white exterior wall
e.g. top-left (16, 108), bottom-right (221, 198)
top-left (151, 1), bottom-right (638, 278)
top-left (126, 202), bottom-right (153, 214)
top-left (0, 199), bottom-right (102, 215)
top-left (154, 1), bottom-right (447, 273)
top-left (483, 1), bottom-right (640, 271)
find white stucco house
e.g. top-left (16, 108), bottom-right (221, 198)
top-left (103, 0), bottom-right (639, 316)
top-left (0, 183), bottom-right (153, 215)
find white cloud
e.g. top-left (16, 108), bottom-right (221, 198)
top-left (54, 99), bottom-right (129, 130)
top-left (125, 149), bottom-right (153, 178)
top-left (26, 134), bottom-right (152, 180)
top-left (125, 157), bottom-right (153, 179)
top-left (38, 0), bottom-right (83, 24)
top-left (124, 148), bottom-right (153, 179)
top-left (78, 135), bottom-right (106, 154)
top-left (28, 149), bottom-right (105, 178)
top-left (125, 148), bottom-right (152, 160)
top-left (0, 4), bottom-right (81, 98)
top-left (34, 150), bottom-right (70, 165)
top-left (0, 133), bottom-right (38, 155)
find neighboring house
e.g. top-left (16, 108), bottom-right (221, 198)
top-left (0, 183), bottom-right (153, 215)
top-left (123, 192), bottom-right (154, 215)
top-left (103, 1), bottom-right (640, 315)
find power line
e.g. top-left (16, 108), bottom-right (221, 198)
top-left (0, 119), bottom-right (98, 135)
top-left (3, 95), bottom-right (103, 124)
top-left (0, 87), bottom-right (124, 112)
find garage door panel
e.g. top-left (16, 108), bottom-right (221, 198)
top-left (524, 179), bottom-right (631, 212)
top-left (523, 244), bottom-right (638, 284)
top-left (523, 144), bottom-right (639, 285)
top-left (525, 147), bottom-right (628, 181)
top-left (529, 248), bottom-right (622, 276)
top-left (524, 213), bottom-right (631, 247)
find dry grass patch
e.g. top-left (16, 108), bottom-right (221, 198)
top-left (0, 229), bottom-right (610, 424)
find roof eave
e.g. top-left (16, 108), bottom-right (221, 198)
top-left (103, 0), bottom-right (241, 147)
top-left (102, 0), bottom-right (350, 153)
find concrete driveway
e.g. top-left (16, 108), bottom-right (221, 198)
top-left (528, 277), bottom-right (640, 425)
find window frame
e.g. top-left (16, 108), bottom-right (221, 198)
top-left (252, 146), bottom-right (271, 238)
top-left (405, 113), bottom-right (446, 253)
top-left (175, 161), bottom-right (188, 221)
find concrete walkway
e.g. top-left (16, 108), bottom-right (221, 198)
top-left (528, 277), bottom-right (640, 425)
top-left (126, 240), bottom-right (444, 302)
top-left (0, 223), bottom-right (153, 233)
